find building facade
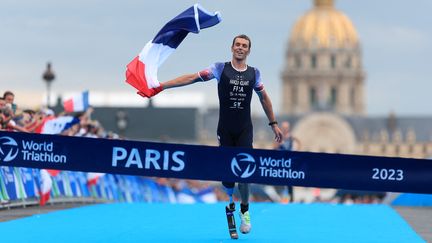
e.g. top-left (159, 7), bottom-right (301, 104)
top-left (276, 0), bottom-right (432, 158)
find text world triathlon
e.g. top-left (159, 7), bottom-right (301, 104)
top-left (22, 141), bottom-right (67, 163)
top-left (259, 157), bottom-right (305, 179)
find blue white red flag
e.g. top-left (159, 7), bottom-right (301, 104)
top-left (125, 4), bottom-right (221, 97)
top-left (63, 91), bottom-right (89, 113)
top-left (40, 116), bottom-right (80, 134)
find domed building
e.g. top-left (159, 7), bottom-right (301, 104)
top-left (275, 0), bottom-right (432, 158)
top-left (282, 0), bottom-right (364, 116)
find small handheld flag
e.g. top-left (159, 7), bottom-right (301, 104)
top-left (63, 90), bottom-right (89, 113)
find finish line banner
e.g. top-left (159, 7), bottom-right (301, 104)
top-left (0, 131), bottom-right (431, 194)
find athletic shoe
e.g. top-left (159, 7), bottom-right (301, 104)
top-left (239, 211), bottom-right (251, 234)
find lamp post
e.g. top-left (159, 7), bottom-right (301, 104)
top-left (42, 62), bottom-right (55, 108)
top-left (116, 110), bottom-right (128, 137)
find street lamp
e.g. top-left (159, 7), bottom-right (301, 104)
top-left (42, 62), bottom-right (55, 108)
top-left (116, 110), bottom-right (128, 136)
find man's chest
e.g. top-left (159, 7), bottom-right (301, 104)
top-left (218, 69), bottom-right (255, 109)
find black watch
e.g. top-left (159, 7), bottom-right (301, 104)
top-left (268, 121), bottom-right (278, 126)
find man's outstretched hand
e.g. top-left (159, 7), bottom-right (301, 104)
top-left (137, 86), bottom-right (164, 98)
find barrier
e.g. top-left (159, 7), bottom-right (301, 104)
top-left (0, 131), bottom-right (431, 194)
top-left (0, 166), bottom-right (183, 207)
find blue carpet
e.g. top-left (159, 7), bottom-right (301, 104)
top-left (392, 193), bottom-right (432, 206)
top-left (0, 203), bottom-right (424, 243)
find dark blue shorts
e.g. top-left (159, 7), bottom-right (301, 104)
top-left (217, 124), bottom-right (253, 148)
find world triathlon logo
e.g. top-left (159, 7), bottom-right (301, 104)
top-left (231, 153), bottom-right (256, 178)
top-left (0, 136), bottom-right (19, 162)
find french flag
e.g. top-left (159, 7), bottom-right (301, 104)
top-left (125, 4), bottom-right (221, 97)
top-left (63, 91), bottom-right (89, 113)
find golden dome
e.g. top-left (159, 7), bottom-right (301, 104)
top-left (290, 0), bottom-right (358, 48)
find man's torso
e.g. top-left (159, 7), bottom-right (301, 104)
top-left (217, 62), bottom-right (256, 131)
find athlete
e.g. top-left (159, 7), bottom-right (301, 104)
top-left (144, 34), bottom-right (283, 235)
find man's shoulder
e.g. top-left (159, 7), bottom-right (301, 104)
top-left (248, 65), bottom-right (258, 71)
top-left (244, 65), bottom-right (258, 73)
top-left (213, 61), bottom-right (229, 65)
top-left (215, 62), bottom-right (230, 66)
top-left (211, 62), bottom-right (228, 69)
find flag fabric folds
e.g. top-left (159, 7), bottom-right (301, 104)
top-left (39, 169), bottom-right (53, 206)
top-left (87, 172), bottom-right (105, 186)
top-left (125, 4), bottom-right (221, 97)
top-left (40, 116), bottom-right (80, 134)
top-left (63, 91), bottom-right (89, 113)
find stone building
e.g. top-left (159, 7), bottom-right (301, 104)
top-left (282, 0), bottom-right (364, 116)
top-left (275, 0), bottom-right (432, 158)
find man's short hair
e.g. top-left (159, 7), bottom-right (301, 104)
top-left (232, 34), bottom-right (251, 50)
top-left (3, 91), bottom-right (14, 99)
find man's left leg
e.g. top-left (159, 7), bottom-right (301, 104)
top-left (238, 183), bottom-right (251, 234)
top-left (235, 125), bottom-right (253, 234)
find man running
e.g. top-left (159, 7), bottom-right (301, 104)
top-left (143, 34), bottom-right (283, 234)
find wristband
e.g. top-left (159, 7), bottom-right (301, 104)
top-left (268, 121), bottom-right (278, 126)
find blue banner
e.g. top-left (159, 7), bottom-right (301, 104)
top-left (68, 171), bottom-right (82, 197)
top-left (0, 167), bottom-right (19, 200)
top-left (0, 131), bottom-right (431, 194)
top-left (18, 167), bottom-right (37, 198)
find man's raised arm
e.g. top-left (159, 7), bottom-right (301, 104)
top-left (141, 72), bottom-right (202, 98)
top-left (162, 73), bottom-right (202, 89)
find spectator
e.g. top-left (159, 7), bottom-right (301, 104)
top-left (0, 97), bottom-right (5, 109)
top-left (3, 91), bottom-right (17, 114)
top-left (273, 121), bottom-right (301, 203)
top-left (1, 103), bottom-right (17, 131)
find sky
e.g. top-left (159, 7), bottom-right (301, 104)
top-left (1, 0), bottom-right (431, 116)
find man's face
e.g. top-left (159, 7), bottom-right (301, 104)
top-left (4, 94), bottom-right (14, 104)
top-left (231, 38), bottom-right (250, 61)
top-left (0, 100), bottom-right (5, 109)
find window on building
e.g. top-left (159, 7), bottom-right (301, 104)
top-left (295, 55), bottom-right (302, 68)
top-left (345, 55), bottom-right (352, 68)
top-left (311, 54), bottom-right (317, 69)
top-left (330, 87), bottom-right (337, 107)
top-left (330, 55), bottom-right (336, 69)
top-left (350, 87), bottom-right (355, 107)
top-left (310, 87), bottom-right (317, 107)
top-left (408, 145), bottom-right (414, 154)
top-left (381, 144), bottom-right (387, 154)
top-left (395, 145), bottom-right (400, 155)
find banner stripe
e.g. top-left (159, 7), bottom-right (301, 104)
top-left (0, 131), bottom-right (431, 194)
